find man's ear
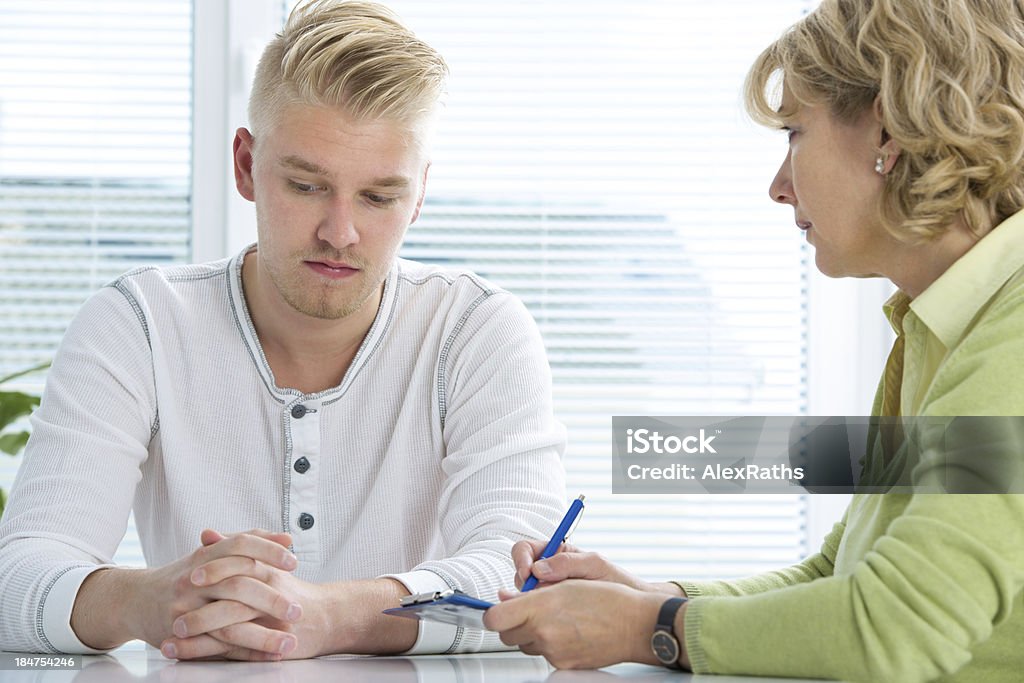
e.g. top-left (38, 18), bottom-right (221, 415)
top-left (233, 127), bottom-right (257, 201)
top-left (410, 162), bottom-right (431, 224)
top-left (873, 96), bottom-right (901, 173)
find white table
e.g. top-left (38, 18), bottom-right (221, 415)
top-left (0, 644), bottom-right (826, 682)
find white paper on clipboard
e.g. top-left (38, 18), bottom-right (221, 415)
top-left (383, 590), bottom-right (494, 629)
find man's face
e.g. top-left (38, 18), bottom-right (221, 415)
top-left (236, 103), bottom-right (428, 320)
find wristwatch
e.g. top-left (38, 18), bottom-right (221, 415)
top-left (650, 597), bottom-right (688, 669)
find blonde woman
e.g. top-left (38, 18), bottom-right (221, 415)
top-left (485, 1), bottom-right (1024, 680)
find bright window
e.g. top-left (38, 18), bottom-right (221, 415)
top-left (0, 0), bottom-right (193, 565)
top-left (284, 0), bottom-right (822, 579)
top-left (0, 1), bottom-right (870, 582)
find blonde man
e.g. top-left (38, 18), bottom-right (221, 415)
top-left (487, 0), bottom-right (1024, 680)
top-left (0, 0), bottom-right (566, 660)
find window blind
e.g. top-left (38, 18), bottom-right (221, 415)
top-left (0, 1), bottom-right (820, 583)
top-left (281, 0), bottom-right (818, 580)
top-left (0, 0), bottom-right (193, 565)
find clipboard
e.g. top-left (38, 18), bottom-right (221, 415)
top-left (383, 589), bottom-right (494, 629)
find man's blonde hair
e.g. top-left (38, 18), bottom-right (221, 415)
top-left (745, 0), bottom-right (1024, 241)
top-left (248, 0), bottom-right (448, 139)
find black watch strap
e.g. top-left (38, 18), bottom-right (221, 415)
top-left (651, 596), bottom-right (688, 669)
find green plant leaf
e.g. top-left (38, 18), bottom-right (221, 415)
top-left (0, 391), bottom-right (40, 434)
top-left (0, 361), bottom-right (51, 386)
top-left (0, 431), bottom-right (30, 456)
top-left (0, 486), bottom-right (6, 518)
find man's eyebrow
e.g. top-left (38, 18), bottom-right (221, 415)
top-left (279, 155), bottom-right (332, 177)
top-left (278, 156), bottom-right (410, 189)
top-left (371, 176), bottom-right (411, 189)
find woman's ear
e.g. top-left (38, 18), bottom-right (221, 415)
top-left (874, 97), bottom-right (901, 173)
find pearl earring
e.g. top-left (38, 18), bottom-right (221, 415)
top-left (875, 156), bottom-right (886, 174)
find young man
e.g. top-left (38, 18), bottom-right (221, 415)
top-left (0, 0), bottom-right (566, 660)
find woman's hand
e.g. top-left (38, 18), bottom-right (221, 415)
top-left (510, 539), bottom-right (684, 596)
top-left (484, 579), bottom-right (675, 670)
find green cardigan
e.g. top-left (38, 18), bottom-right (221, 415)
top-left (679, 211), bottom-right (1024, 682)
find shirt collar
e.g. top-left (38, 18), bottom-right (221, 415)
top-left (883, 289), bottom-right (913, 336)
top-left (897, 209), bottom-right (1024, 348)
top-left (227, 243), bottom-right (400, 401)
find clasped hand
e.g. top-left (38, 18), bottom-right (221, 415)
top-left (143, 528), bottom-right (322, 661)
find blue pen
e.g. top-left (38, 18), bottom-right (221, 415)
top-left (521, 494), bottom-right (586, 592)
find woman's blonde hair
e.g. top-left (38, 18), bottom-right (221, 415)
top-left (248, 0), bottom-right (448, 138)
top-left (745, 0), bottom-right (1024, 241)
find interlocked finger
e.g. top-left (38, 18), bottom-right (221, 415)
top-left (191, 555), bottom-right (275, 587)
top-left (202, 575), bottom-right (302, 624)
top-left (171, 599), bottom-right (263, 639)
top-left (195, 533), bottom-right (297, 573)
top-left (209, 620), bottom-right (297, 656)
top-left (162, 632), bottom-right (286, 661)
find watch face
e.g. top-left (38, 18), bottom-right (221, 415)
top-left (651, 631), bottom-right (680, 665)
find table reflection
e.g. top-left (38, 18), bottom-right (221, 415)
top-left (0, 647), bottom-right (822, 683)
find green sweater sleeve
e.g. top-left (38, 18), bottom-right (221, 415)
top-left (683, 494), bottom-right (1024, 682)
top-left (676, 514), bottom-right (845, 598)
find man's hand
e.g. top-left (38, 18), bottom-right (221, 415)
top-left (484, 579), bottom-right (675, 670)
top-left (510, 540), bottom-right (682, 595)
top-left (161, 529), bottom-right (420, 660)
top-left (75, 528), bottom-right (419, 660)
top-left (70, 528), bottom-right (300, 659)
top-left (159, 529), bottom-right (327, 661)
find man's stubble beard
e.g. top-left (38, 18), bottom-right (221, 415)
top-left (265, 254), bottom-right (386, 321)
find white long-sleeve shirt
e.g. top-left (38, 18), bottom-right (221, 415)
top-left (0, 246), bottom-right (567, 655)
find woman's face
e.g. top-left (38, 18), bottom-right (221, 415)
top-left (769, 87), bottom-right (901, 279)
